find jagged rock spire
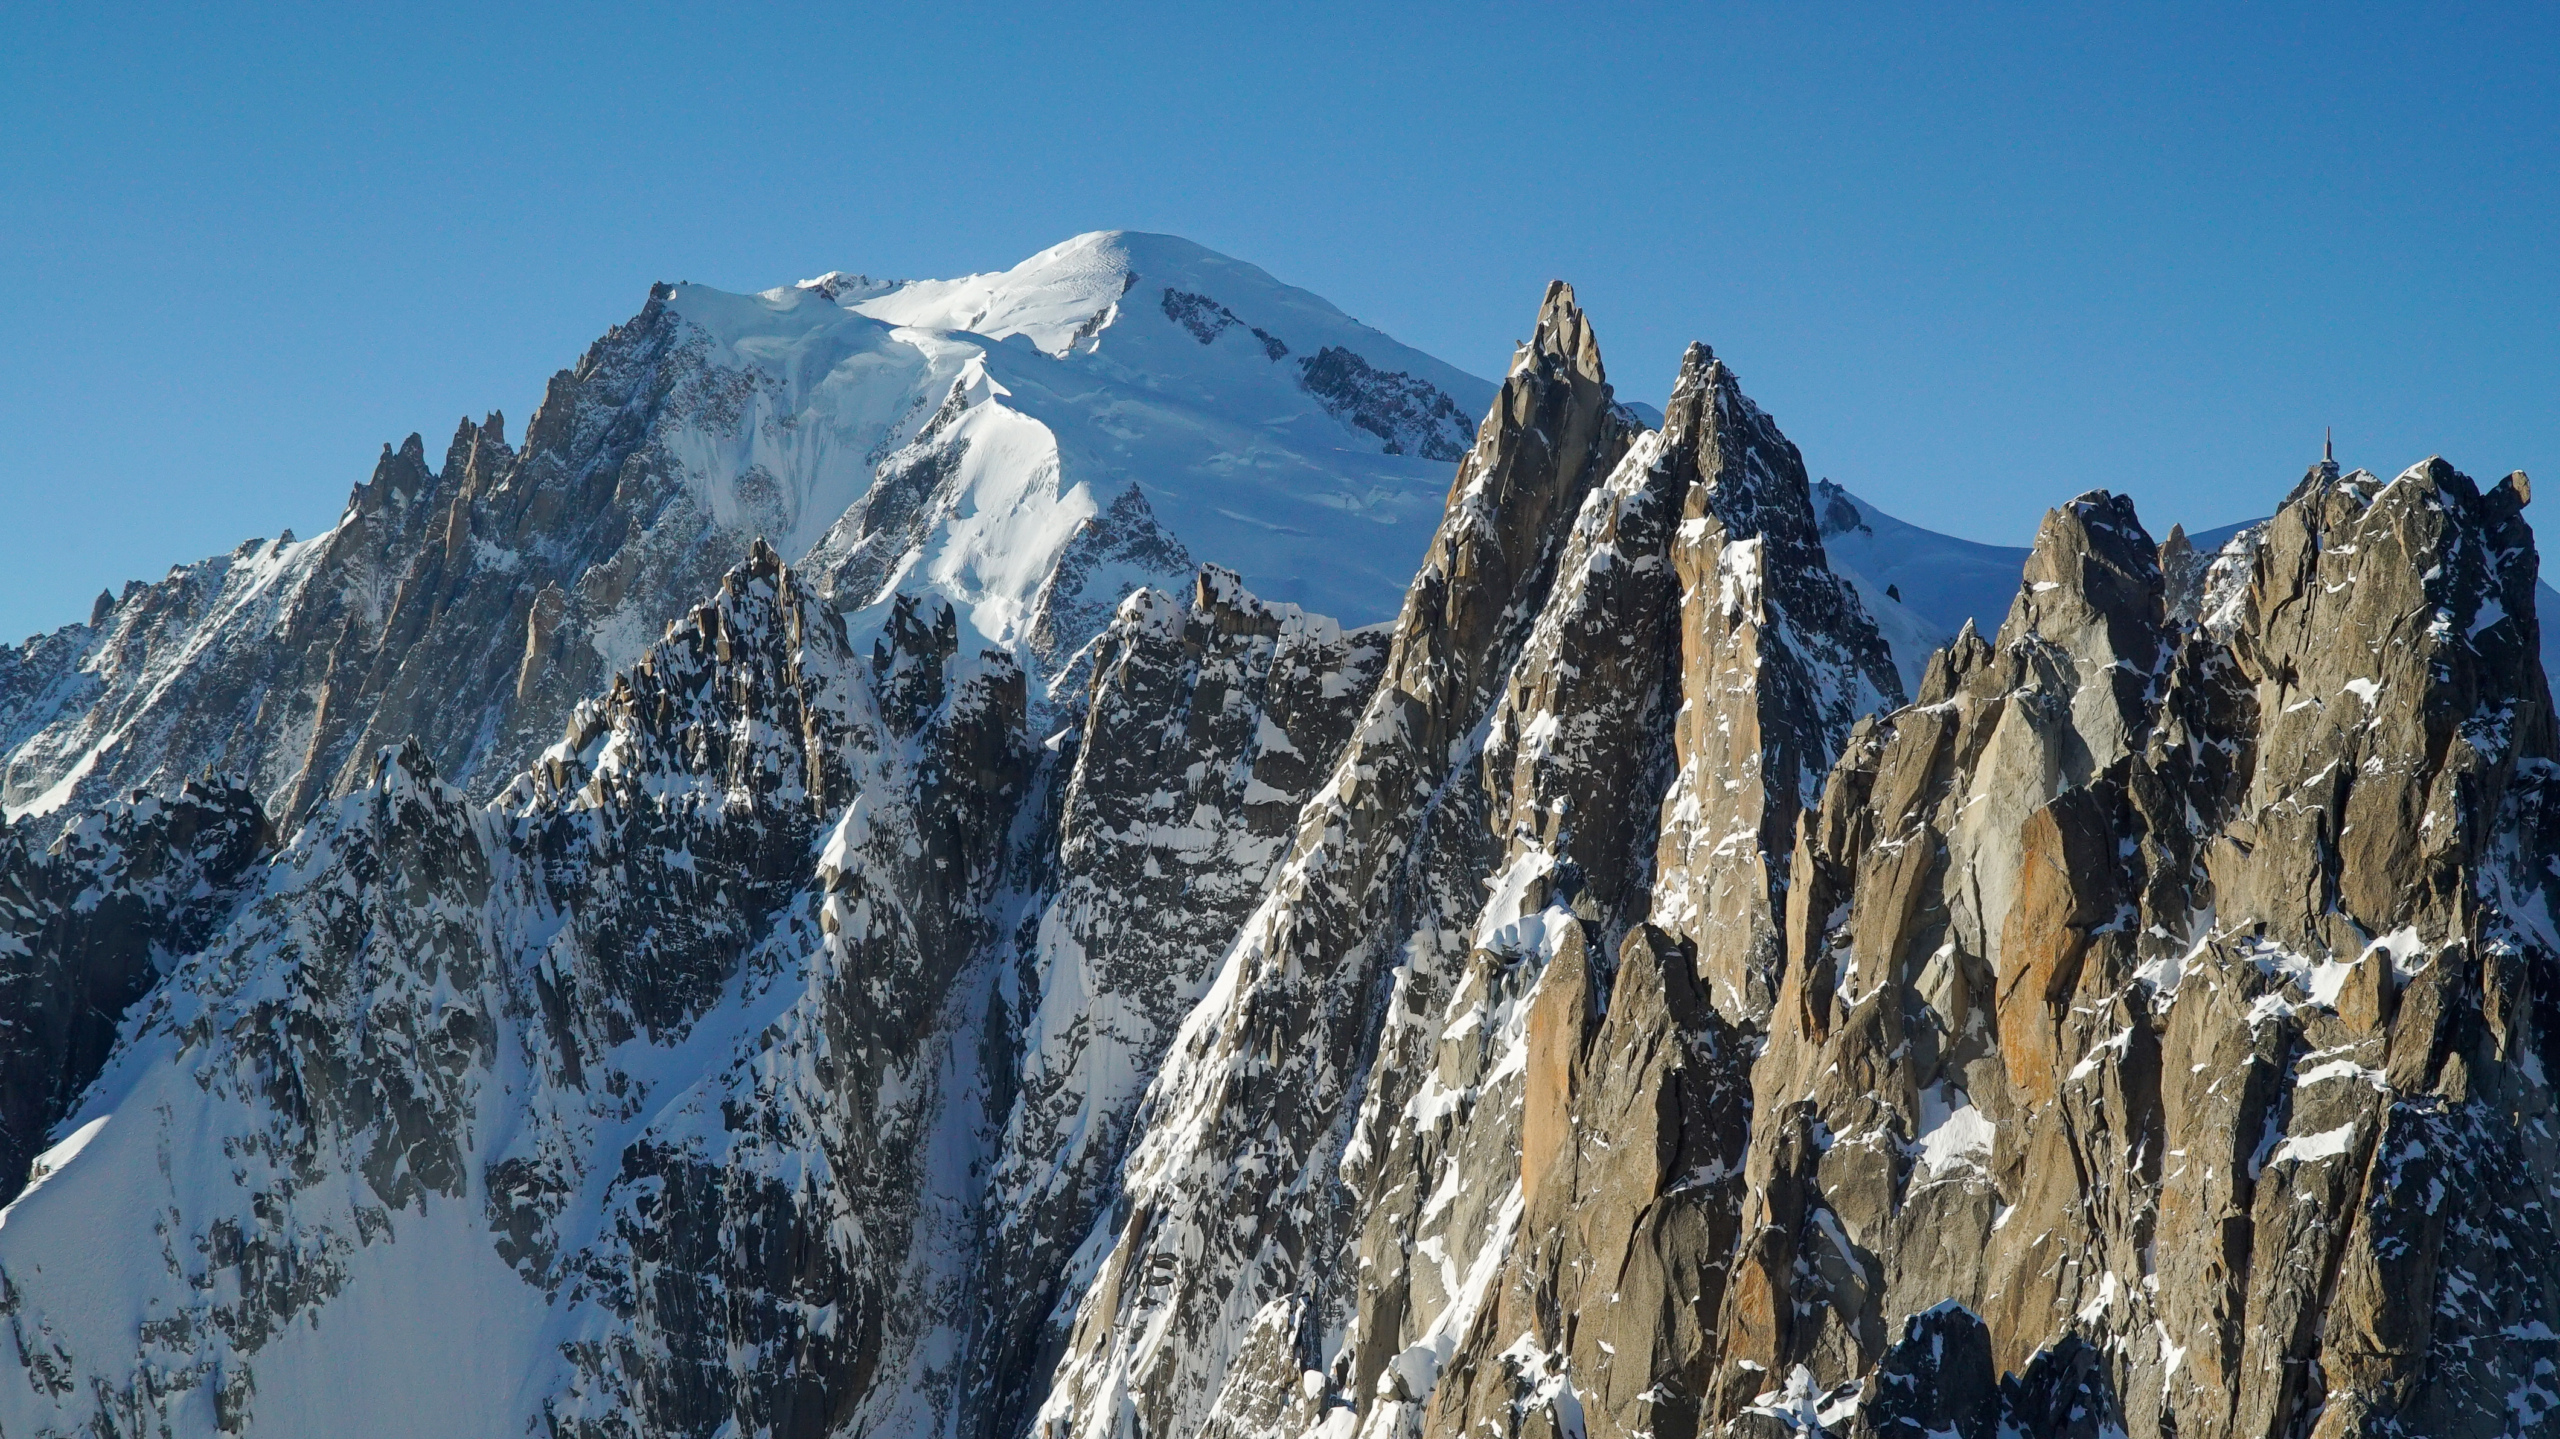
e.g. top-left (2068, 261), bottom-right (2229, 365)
top-left (8, 244), bottom-right (2556, 1439)
top-left (1649, 340), bottom-right (1904, 1023)
top-left (441, 410), bottom-right (510, 492)
top-left (1414, 334), bottom-right (1899, 1439)
top-left (1036, 281), bottom-right (1639, 1439)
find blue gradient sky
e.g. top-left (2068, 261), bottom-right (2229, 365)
top-left (4, 2), bottom-right (2553, 641)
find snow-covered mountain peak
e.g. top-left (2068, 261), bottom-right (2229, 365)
top-left (656, 232), bottom-right (1503, 675)
top-left (790, 232), bottom-right (1486, 417)
top-left (1, 232), bottom-right (1512, 827)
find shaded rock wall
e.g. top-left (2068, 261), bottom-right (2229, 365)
top-left (0, 778), bottom-right (271, 1206)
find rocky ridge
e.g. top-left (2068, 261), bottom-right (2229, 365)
top-left (1714, 458), bottom-right (2560, 1439)
top-left (0, 261), bottom-right (2553, 1439)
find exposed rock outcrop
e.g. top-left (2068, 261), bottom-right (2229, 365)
top-left (1352, 343), bottom-right (1898, 1439)
top-left (1297, 346), bottom-right (1478, 461)
top-left (1035, 291), bottom-right (1905, 1439)
top-left (0, 777), bottom-right (271, 1205)
top-left (968, 566), bottom-right (1389, 1437)
top-left (1699, 459), bottom-right (2559, 1437)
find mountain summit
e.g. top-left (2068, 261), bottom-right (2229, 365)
top-left (0, 232), bottom-right (1494, 829)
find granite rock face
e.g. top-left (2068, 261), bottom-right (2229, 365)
top-left (0, 268), bottom-right (2553, 1439)
top-left (1031, 290), bottom-right (1905, 1439)
top-left (1023, 381), bottom-right (2557, 1438)
top-left (1704, 460), bottom-right (2559, 1438)
top-left (1333, 340), bottom-right (1899, 1439)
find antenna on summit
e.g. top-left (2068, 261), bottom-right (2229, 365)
top-left (2324, 427), bottom-right (2335, 466)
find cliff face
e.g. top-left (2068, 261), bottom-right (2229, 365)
top-left (1031, 292), bottom-right (1906, 1439)
top-left (970, 566), bottom-right (1390, 1434)
top-left (1023, 320), bottom-right (2557, 1438)
top-left (0, 270), bottom-right (2552, 1439)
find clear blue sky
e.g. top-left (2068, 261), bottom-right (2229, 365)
top-left (4, 2), bottom-right (2553, 641)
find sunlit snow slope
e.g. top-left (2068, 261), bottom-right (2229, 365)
top-left (759, 230), bottom-right (1495, 638)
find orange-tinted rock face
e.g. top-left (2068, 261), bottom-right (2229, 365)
top-left (1996, 786), bottom-right (2120, 1109)
top-left (1519, 923), bottom-right (1596, 1208)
